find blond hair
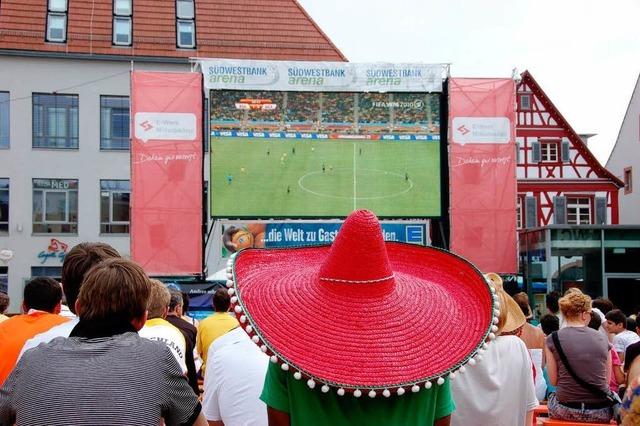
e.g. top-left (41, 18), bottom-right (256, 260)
top-left (559, 289), bottom-right (592, 320)
top-left (77, 258), bottom-right (150, 321)
top-left (147, 279), bottom-right (170, 319)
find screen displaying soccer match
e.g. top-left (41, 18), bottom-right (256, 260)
top-left (209, 90), bottom-right (441, 218)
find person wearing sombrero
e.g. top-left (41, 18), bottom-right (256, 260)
top-left (224, 210), bottom-right (501, 425)
top-left (451, 273), bottom-right (538, 426)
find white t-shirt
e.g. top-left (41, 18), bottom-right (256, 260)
top-left (613, 329), bottom-right (640, 355)
top-left (202, 327), bottom-right (268, 426)
top-left (451, 335), bottom-right (538, 426)
top-left (139, 318), bottom-right (188, 374)
top-left (18, 317), bottom-right (79, 360)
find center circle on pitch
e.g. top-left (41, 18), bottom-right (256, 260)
top-left (298, 168), bottom-right (413, 200)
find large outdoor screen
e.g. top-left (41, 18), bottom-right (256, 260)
top-left (209, 90), bottom-right (441, 218)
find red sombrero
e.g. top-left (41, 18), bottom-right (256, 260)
top-left (226, 210), bottom-right (499, 397)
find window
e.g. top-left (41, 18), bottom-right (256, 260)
top-left (33, 179), bottom-right (78, 234)
top-left (567, 197), bottom-right (591, 225)
top-left (0, 179), bottom-right (8, 234)
top-left (46, 0), bottom-right (68, 42)
top-left (520, 94), bottom-right (531, 110)
top-left (0, 92), bottom-right (8, 149)
top-left (100, 180), bottom-right (130, 234)
top-left (176, 0), bottom-right (195, 48)
top-left (177, 20), bottom-right (195, 48)
top-left (0, 267), bottom-right (7, 293)
top-left (33, 94), bottom-right (79, 149)
top-left (541, 141), bottom-right (558, 162)
top-left (30, 266), bottom-right (62, 282)
top-left (516, 196), bottom-right (523, 230)
top-left (113, 0), bottom-right (132, 46)
top-left (624, 167), bottom-right (633, 194)
top-left (100, 96), bottom-right (130, 150)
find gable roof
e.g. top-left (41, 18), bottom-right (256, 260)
top-left (521, 70), bottom-right (623, 187)
top-left (0, 0), bottom-right (347, 62)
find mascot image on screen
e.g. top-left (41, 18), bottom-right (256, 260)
top-left (223, 223), bottom-right (266, 253)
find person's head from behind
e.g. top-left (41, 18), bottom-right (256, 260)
top-left (540, 314), bottom-right (560, 335)
top-left (485, 273), bottom-right (526, 336)
top-left (0, 292), bottom-right (9, 314)
top-left (22, 277), bottom-right (63, 314)
top-left (628, 317), bottom-right (637, 333)
top-left (212, 287), bottom-right (230, 313)
top-left (75, 258), bottom-right (150, 330)
top-left (147, 279), bottom-right (170, 320)
top-left (559, 289), bottom-right (591, 325)
top-left (181, 292), bottom-right (191, 316)
top-left (605, 309), bottom-right (628, 335)
top-left (546, 290), bottom-right (560, 314)
top-left (592, 297), bottom-right (614, 315)
top-left (512, 292), bottom-right (532, 320)
top-left (61, 242), bottom-right (120, 315)
top-left (588, 311), bottom-right (602, 331)
top-left (168, 289), bottom-right (183, 316)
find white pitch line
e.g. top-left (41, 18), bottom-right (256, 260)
top-left (353, 143), bottom-right (357, 211)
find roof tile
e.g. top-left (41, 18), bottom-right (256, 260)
top-left (0, 0), bottom-right (345, 61)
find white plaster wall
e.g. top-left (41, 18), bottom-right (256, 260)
top-left (0, 55), bottom-right (205, 312)
top-left (606, 75), bottom-right (640, 225)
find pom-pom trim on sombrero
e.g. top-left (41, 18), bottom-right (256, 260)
top-left (225, 243), bottom-right (500, 397)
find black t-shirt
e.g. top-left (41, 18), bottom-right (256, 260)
top-left (624, 341), bottom-right (640, 372)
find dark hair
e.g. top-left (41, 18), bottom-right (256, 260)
top-left (61, 242), bottom-right (120, 314)
top-left (181, 292), bottom-right (190, 315)
top-left (212, 287), bottom-right (230, 312)
top-left (77, 258), bottom-right (150, 322)
top-left (540, 314), bottom-right (560, 335)
top-left (23, 277), bottom-right (63, 312)
top-left (546, 291), bottom-right (560, 314)
top-left (588, 311), bottom-right (602, 330)
top-left (0, 292), bottom-right (8, 313)
top-left (512, 292), bottom-right (532, 318)
top-left (592, 298), bottom-right (614, 315)
top-left (628, 317), bottom-right (637, 332)
top-left (605, 309), bottom-right (627, 328)
top-left (168, 289), bottom-right (183, 312)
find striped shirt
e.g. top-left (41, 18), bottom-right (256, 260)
top-left (0, 332), bottom-right (200, 426)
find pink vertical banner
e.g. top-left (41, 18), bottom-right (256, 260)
top-left (130, 71), bottom-right (203, 275)
top-left (449, 78), bottom-right (517, 274)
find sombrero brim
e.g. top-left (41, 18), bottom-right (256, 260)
top-left (229, 242), bottom-right (496, 391)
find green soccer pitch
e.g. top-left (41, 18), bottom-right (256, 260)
top-left (210, 137), bottom-right (441, 218)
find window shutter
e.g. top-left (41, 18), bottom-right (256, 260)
top-left (525, 196), bottom-right (537, 228)
top-left (516, 141), bottom-right (520, 164)
top-left (553, 196), bottom-right (566, 224)
top-left (561, 140), bottom-right (570, 163)
top-left (595, 197), bottom-right (607, 224)
top-left (531, 141), bottom-right (541, 163)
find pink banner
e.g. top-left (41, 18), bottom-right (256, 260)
top-left (131, 72), bottom-right (203, 275)
top-left (449, 78), bottom-right (517, 274)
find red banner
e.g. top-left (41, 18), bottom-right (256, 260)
top-left (449, 78), bottom-right (517, 274)
top-left (131, 72), bottom-right (203, 275)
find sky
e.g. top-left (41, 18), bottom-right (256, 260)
top-left (298, 0), bottom-right (640, 166)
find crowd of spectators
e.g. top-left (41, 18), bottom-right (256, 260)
top-left (3, 236), bottom-right (640, 425)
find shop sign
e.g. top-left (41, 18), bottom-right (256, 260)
top-left (37, 239), bottom-right (69, 264)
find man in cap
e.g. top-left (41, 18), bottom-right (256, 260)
top-left (224, 210), bottom-right (501, 425)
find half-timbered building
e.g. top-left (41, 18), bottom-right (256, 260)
top-left (516, 71), bottom-right (623, 229)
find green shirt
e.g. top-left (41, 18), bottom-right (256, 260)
top-left (260, 363), bottom-right (455, 426)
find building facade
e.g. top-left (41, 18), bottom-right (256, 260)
top-left (0, 0), bottom-right (345, 312)
top-left (515, 71), bottom-right (627, 302)
top-left (606, 73), bottom-right (640, 224)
